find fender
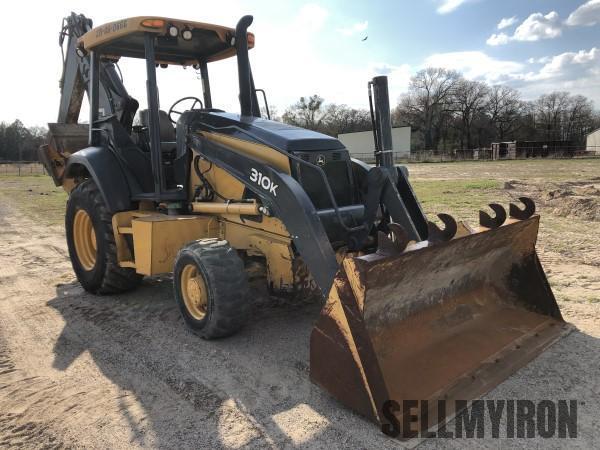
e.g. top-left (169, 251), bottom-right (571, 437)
top-left (65, 146), bottom-right (133, 212)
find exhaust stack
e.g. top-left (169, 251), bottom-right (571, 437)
top-left (235, 15), bottom-right (260, 117)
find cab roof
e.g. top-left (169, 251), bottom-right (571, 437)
top-left (78, 16), bottom-right (254, 65)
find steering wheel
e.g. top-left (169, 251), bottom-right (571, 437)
top-left (168, 96), bottom-right (203, 123)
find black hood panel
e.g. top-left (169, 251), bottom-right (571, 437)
top-left (194, 111), bottom-right (345, 152)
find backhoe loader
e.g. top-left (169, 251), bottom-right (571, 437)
top-left (40, 12), bottom-right (570, 436)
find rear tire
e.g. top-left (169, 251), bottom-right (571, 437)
top-left (65, 180), bottom-right (142, 294)
top-left (174, 239), bottom-right (249, 339)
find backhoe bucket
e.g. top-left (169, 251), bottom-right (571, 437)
top-left (310, 213), bottom-right (571, 437)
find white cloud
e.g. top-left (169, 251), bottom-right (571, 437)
top-left (486, 32), bottom-right (510, 46)
top-left (522, 48), bottom-right (600, 81)
top-left (436, 0), bottom-right (469, 14)
top-left (497, 16), bottom-right (518, 30)
top-left (294, 3), bottom-right (329, 32)
top-left (512, 48), bottom-right (600, 104)
top-left (513, 11), bottom-right (562, 41)
top-left (487, 11), bottom-right (562, 46)
top-left (527, 56), bottom-right (552, 64)
top-left (423, 48), bottom-right (600, 105)
top-left (424, 51), bottom-right (524, 84)
top-left (337, 20), bottom-right (368, 37)
top-left (566, 0), bottom-right (600, 27)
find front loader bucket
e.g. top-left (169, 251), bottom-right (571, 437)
top-left (310, 213), bottom-right (571, 437)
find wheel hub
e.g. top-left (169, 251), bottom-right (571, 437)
top-left (73, 209), bottom-right (97, 271)
top-left (181, 264), bottom-right (207, 320)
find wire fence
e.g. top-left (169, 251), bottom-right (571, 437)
top-left (351, 146), bottom-right (600, 164)
top-left (2, 146), bottom-right (600, 176)
top-left (0, 162), bottom-right (47, 176)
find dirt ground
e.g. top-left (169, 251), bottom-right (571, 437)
top-left (0, 159), bottom-right (599, 449)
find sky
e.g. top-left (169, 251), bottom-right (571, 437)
top-left (0, 0), bottom-right (598, 127)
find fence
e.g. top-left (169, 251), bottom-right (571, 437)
top-left (2, 146), bottom-right (600, 175)
top-left (351, 146), bottom-right (600, 164)
top-left (0, 162), bottom-right (47, 176)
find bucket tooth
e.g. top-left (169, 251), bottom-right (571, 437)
top-left (377, 223), bottom-right (409, 256)
top-left (509, 197), bottom-right (536, 220)
top-left (479, 203), bottom-right (507, 229)
top-left (427, 213), bottom-right (457, 244)
top-left (376, 231), bottom-right (397, 256)
top-left (387, 223), bottom-right (410, 251)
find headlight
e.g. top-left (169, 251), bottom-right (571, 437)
top-left (182, 28), bottom-right (193, 41)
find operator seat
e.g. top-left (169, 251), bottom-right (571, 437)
top-left (137, 109), bottom-right (177, 154)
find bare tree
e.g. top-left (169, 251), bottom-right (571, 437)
top-left (534, 92), bottom-right (571, 141)
top-left (395, 67), bottom-right (462, 150)
top-left (451, 79), bottom-right (489, 149)
top-left (323, 104), bottom-right (371, 136)
top-left (563, 95), bottom-right (595, 142)
top-left (282, 96), bottom-right (371, 137)
top-left (281, 95), bottom-right (327, 131)
top-left (486, 85), bottom-right (524, 141)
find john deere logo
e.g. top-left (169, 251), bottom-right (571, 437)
top-left (316, 155), bottom-right (326, 166)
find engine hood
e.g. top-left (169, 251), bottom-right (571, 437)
top-left (193, 111), bottom-right (346, 153)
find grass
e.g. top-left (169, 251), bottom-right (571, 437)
top-left (1, 161), bottom-right (598, 305)
top-left (0, 175), bottom-right (67, 226)
top-left (406, 157), bottom-right (600, 183)
top-left (411, 178), bottom-right (504, 225)
top-left (0, 158), bottom-right (598, 240)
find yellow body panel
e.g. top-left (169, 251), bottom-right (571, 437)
top-left (223, 220), bottom-right (294, 290)
top-left (131, 215), bottom-right (219, 275)
top-left (201, 132), bottom-right (291, 174)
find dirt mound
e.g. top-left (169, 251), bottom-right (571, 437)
top-left (545, 189), bottom-right (574, 200)
top-left (544, 183), bottom-right (600, 221)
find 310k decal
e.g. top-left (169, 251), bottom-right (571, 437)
top-left (250, 168), bottom-right (278, 196)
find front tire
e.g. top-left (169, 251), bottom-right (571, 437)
top-left (174, 239), bottom-right (249, 339)
top-left (65, 180), bottom-right (142, 294)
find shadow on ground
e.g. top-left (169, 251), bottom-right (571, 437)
top-left (46, 277), bottom-right (397, 448)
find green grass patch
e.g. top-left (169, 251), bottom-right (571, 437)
top-left (411, 178), bottom-right (504, 224)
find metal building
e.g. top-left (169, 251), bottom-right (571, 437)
top-left (587, 128), bottom-right (600, 154)
top-left (337, 127), bottom-right (411, 161)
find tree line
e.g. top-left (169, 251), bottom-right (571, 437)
top-left (394, 68), bottom-right (599, 151)
top-left (281, 68), bottom-right (600, 151)
top-left (0, 120), bottom-right (47, 162)
top-left (2, 67), bottom-right (599, 162)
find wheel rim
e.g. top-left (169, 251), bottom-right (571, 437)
top-left (181, 264), bottom-right (208, 320)
top-left (73, 209), bottom-right (97, 271)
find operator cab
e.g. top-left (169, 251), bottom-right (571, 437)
top-left (78, 16), bottom-right (256, 202)
top-left (77, 15), bottom-right (360, 229)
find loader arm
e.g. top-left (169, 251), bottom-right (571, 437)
top-left (189, 133), bottom-right (339, 295)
